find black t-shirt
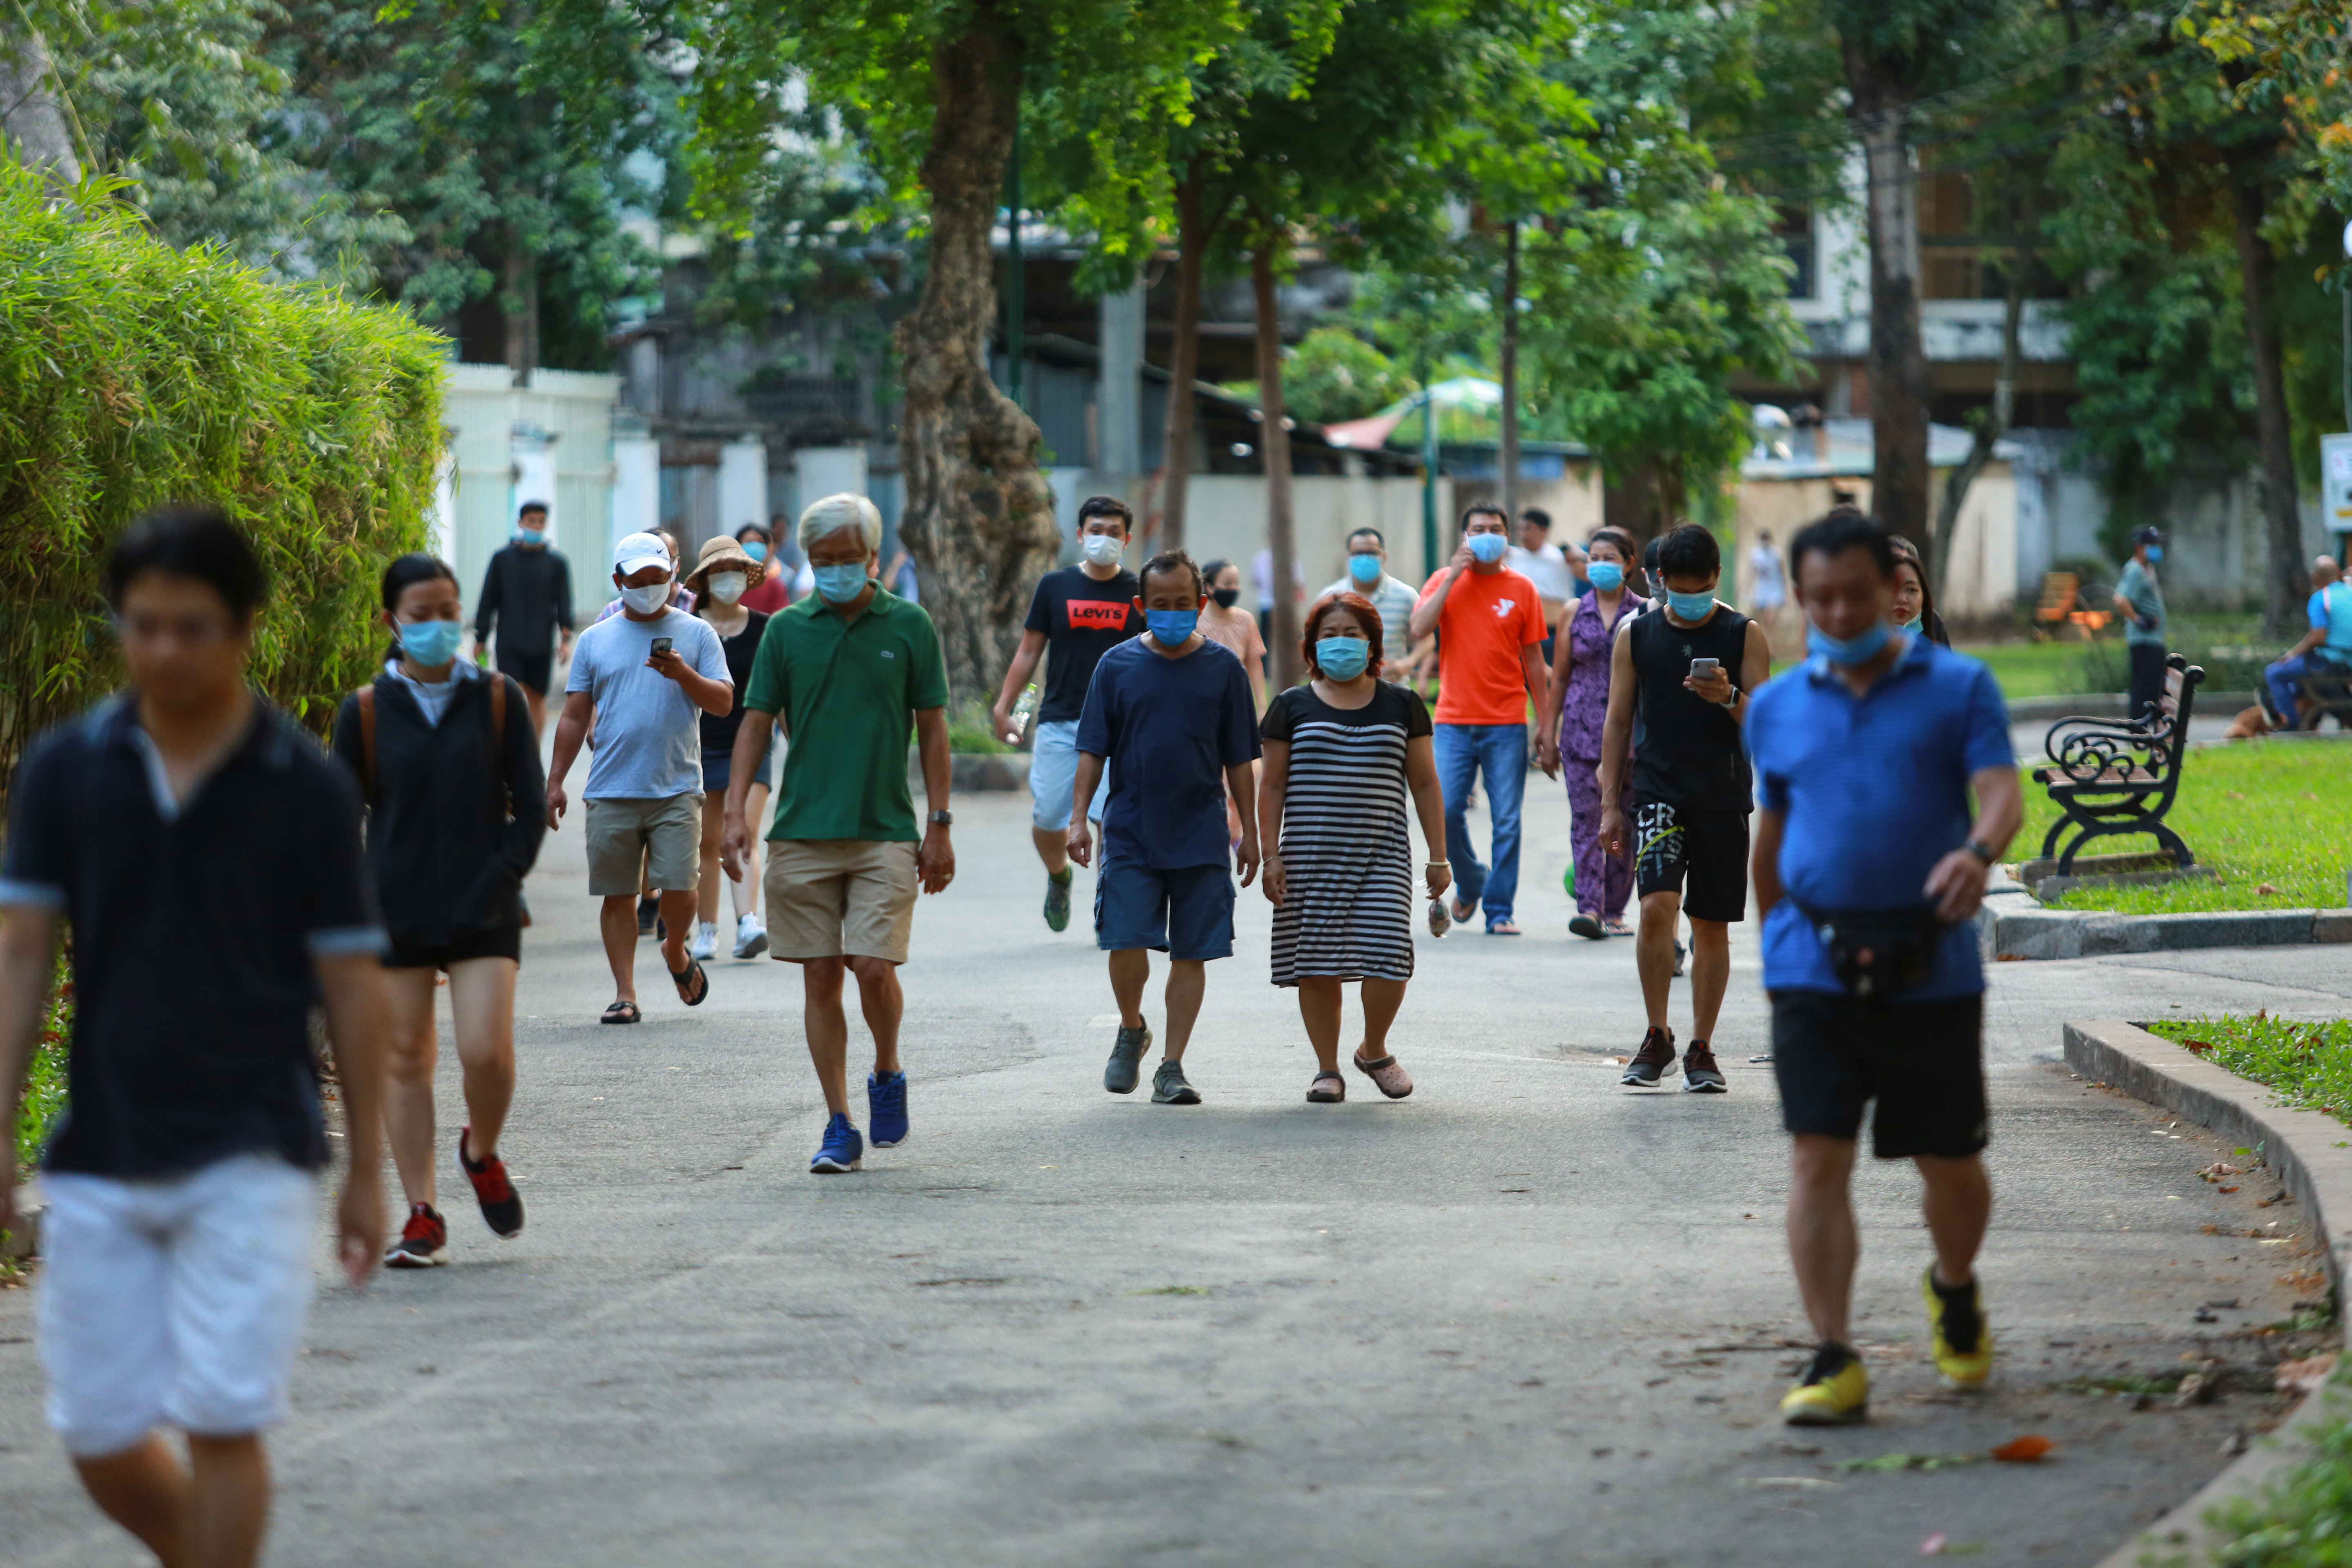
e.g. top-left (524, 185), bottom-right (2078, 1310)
top-left (1024, 566), bottom-right (1143, 722)
top-left (1, 696), bottom-right (383, 1177)
top-left (1628, 603), bottom-right (1754, 812)
top-left (699, 609), bottom-right (769, 754)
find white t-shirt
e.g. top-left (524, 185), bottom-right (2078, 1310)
top-left (1506, 543), bottom-right (1576, 608)
top-left (566, 608), bottom-right (731, 800)
top-left (1748, 543), bottom-right (1786, 607)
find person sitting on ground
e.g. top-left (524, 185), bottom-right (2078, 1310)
top-left (1071, 550), bottom-right (1263, 1107)
top-left (546, 531), bottom-right (733, 1023)
top-left (1537, 526), bottom-right (1646, 940)
top-left (332, 552), bottom-right (546, 1270)
top-left (1886, 535), bottom-right (1952, 648)
top-left (1259, 593), bottom-right (1448, 1103)
top-left (2262, 555), bottom-right (2352, 731)
top-left (685, 535), bottom-right (774, 962)
top-left (1315, 527), bottom-right (1421, 677)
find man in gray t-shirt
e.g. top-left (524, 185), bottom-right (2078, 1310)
top-left (547, 532), bottom-right (735, 1021)
top-left (2112, 525), bottom-right (2167, 722)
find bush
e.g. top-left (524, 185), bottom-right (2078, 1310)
top-left (0, 164), bottom-right (445, 801)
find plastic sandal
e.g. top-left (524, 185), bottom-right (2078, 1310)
top-left (669, 958), bottom-right (708, 1007)
top-left (600, 1000), bottom-right (641, 1025)
top-left (1306, 1072), bottom-right (1346, 1103)
top-left (1352, 1049), bottom-right (1414, 1100)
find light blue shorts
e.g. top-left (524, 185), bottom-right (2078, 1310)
top-left (1030, 719), bottom-right (1109, 832)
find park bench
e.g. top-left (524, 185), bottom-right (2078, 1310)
top-left (2031, 653), bottom-right (2205, 874)
top-left (2303, 660), bottom-right (2352, 731)
top-left (2029, 570), bottom-right (2111, 641)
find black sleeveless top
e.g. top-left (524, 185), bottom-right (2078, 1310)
top-left (1628, 603), bottom-right (1753, 811)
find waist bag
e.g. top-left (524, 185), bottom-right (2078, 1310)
top-left (1790, 899), bottom-right (1943, 998)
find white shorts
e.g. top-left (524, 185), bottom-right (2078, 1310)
top-left (1029, 719), bottom-right (1109, 832)
top-left (38, 1154), bottom-right (318, 1457)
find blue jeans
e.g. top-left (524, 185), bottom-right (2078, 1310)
top-left (2265, 652), bottom-right (2349, 729)
top-left (1434, 722), bottom-right (1528, 927)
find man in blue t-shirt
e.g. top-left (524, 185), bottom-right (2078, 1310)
top-left (2261, 555), bottom-right (2351, 730)
top-left (1743, 508), bottom-right (2022, 1430)
top-left (1068, 550), bottom-right (1262, 1106)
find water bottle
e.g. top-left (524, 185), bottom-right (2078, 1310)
top-left (1009, 682), bottom-right (1040, 741)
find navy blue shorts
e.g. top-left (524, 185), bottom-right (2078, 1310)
top-left (1094, 851), bottom-right (1235, 962)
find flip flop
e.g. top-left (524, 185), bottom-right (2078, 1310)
top-left (669, 958), bottom-right (709, 1007)
top-left (1449, 898), bottom-right (1476, 924)
top-left (1306, 1072), bottom-right (1346, 1103)
top-left (600, 999), bottom-right (641, 1025)
top-left (1352, 1049), bottom-right (1414, 1100)
top-left (1487, 920), bottom-right (1522, 936)
top-left (1603, 918), bottom-right (1633, 937)
top-left (1569, 913), bottom-right (1605, 940)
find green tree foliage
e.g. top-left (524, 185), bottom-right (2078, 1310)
top-left (1222, 325), bottom-right (1415, 425)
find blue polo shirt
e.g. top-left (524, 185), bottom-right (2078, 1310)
top-left (1076, 635), bottom-right (1261, 869)
top-left (1744, 635), bottom-right (2015, 998)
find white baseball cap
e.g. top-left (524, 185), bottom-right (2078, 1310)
top-left (613, 532), bottom-right (672, 577)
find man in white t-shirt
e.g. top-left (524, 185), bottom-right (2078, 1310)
top-left (546, 532), bottom-right (735, 1024)
top-left (1749, 529), bottom-right (1787, 612)
top-left (1506, 508), bottom-right (1584, 660)
top-left (1314, 526), bottom-right (1422, 677)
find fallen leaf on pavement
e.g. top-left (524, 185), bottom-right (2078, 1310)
top-left (1837, 1452), bottom-right (1984, 1473)
top-left (2275, 1354), bottom-right (2338, 1394)
top-left (1920, 1532), bottom-right (1947, 1556)
top-left (1989, 1435), bottom-right (2054, 1463)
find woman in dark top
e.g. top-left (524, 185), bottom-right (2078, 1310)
top-left (330, 553), bottom-right (546, 1267)
top-left (686, 534), bottom-right (774, 961)
top-left (1258, 592), bottom-right (1450, 1104)
top-left (1888, 535), bottom-right (1952, 647)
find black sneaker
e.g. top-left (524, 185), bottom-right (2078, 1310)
top-left (1152, 1059), bottom-right (1202, 1105)
top-left (385, 1203), bottom-right (449, 1267)
top-left (1681, 1041), bottom-right (1727, 1094)
top-left (457, 1128), bottom-right (523, 1237)
top-left (1105, 1023), bottom-right (1152, 1094)
top-left (1620, 1026), bottom-right (1677, 1087)
top-left (637, 895), bottom-right (658, 936)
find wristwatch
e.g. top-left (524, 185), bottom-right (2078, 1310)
top-left (1718, 688), bottom-right (1741, 710)
top-left (928, 809), bottom-right (954, 827)
top-left (1964, 838), bottom-right (1997, 864)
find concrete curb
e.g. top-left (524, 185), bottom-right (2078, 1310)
top-left (1986, 906), bottom-right (2352, 960)
top-left (2, 1185), bottom-right (38, 1263)
top-left (2065, 1021), bottom-right (2350, 1568)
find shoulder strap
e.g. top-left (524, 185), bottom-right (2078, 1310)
top-left (356, 685), bottom-right (378, 803)
top-left (486, 673), bottom-right (511, 819)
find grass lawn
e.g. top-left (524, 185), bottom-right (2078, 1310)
top-left (2204, 1392), bottom-right (2352, 1568)
top-left (2018, 736), bottom-right (2352, 913)
top-left (1960, 638), bottom-right (2105, 701)
top-left (2145, 1014), bottom-right (2352, 1129)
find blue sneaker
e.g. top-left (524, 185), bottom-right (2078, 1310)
top-left (810, 1113), bottom-right (862, 1174)
top-left (868, 1071), bottom-right (909, 1148)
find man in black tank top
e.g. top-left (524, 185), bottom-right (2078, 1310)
top-left (1598, 524), bottom-right (1773, 1092)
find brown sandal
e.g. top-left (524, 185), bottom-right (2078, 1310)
top-left (1307, 1072), bottom-right (1346, 1103)
top-left (1352, 1048), bottom-right (1414, 1099)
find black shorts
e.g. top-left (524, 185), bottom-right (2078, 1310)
top-left (385, 924), bottom-right (522, 971)
top-left (1630, 795), bottom-right (1748, 922)
top-left (496, 646), bottom-right (553, 696)
top-left (1771, 991), bottom-right (1987, 1159)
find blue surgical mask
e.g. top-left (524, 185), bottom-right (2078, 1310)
top-left (1466, 532), bottom-right (1508, 565)
top-left (1145, 609), bottom-right (1198, 646)
top-left (1587, 561), bottom-right (1624, 592)
top-left (742, 539), bottom-right (768, 562)
top-left (1807, 620), bottom-right (1894, 666)
top-left (2144, 545), bottom-right (2163, 564)
top-left (1902, 615), bottom-right (1924, 634)
top-left (1666, 588), bottom-right (1716, 621)
top-left (812, 562), bottom-right (871, 604)
top-left (398, 617), bottom-right (464, 668)
top-left (1348, 552), bottom-right (1383, 584)
top-left (1315, 638), bottom-right (1370, 680)
top-left (513, 526), bottom-right (546, 546)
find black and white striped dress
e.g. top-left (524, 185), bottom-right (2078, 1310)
top-left (1262, 681), bottom-right (1432, 987)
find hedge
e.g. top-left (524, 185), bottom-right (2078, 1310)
top-left (0, 163), bottom-right (446, 801)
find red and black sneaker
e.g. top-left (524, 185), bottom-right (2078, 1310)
top-left (1619, 1025), bottom-right (1677, 1087)
top-left (458, 1127), bottom-right (524, 1238)
top-left (385, 1203), bottom-right (449, 1268)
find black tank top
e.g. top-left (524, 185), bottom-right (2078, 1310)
top-left (1629, 603), bottom-right (1753, 811)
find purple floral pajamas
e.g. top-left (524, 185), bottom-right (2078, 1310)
top-left (1555, 590), bottom-right (1644, 921)
top-left (1564, 759), bottom-right (1633, 920)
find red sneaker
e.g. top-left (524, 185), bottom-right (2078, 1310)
top-left (458, 1127), bottom-right (524, 1238)
top-left (385, 1203), bottom-right (448, 1268)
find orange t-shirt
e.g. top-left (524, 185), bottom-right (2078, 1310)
top-left (1418, 567), bottom-right (1547, 724)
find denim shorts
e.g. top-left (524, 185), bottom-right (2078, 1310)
top-left (1029, 719), bottom-right (1108, 832)
top-left (1094, 849), bottom-right (1235, 961)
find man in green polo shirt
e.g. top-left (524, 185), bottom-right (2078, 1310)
top-left (721, 493), bottom-right (955, 1175)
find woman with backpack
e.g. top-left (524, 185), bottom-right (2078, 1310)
top-left (331, 554), bottom-right (548, 1268)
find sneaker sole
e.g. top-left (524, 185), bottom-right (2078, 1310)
top-left (808, 1157), bottom-right (862, 1174)
top-left (1152, 1089), bottom-right (1202, 1105)
top-left (1619, 1069), bottom-right (1667, 1087)
top-left (1681, 1077), bottom-right (1728, 1093)
top-left (1781, 1402), bottom-right (1868, 1427)
top-left (385, 1247), bottom-right (449, 1268)
top-left (734, 934), bottom-right (769, 960)
top-left (869, 1134), bottom-right (906, 1149)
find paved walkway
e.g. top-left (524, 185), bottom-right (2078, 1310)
top-left (5, 781), bottom-right (2345, 1566)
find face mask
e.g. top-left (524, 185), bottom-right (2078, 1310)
top-left (1348, 552), bottom-right (1383, 584)
top-left (1466, 532), bottom-right (1508, 565)
top-left (2144, 545), bottom-right (2163, 564)
top-left (621, 580), bottom-right (673, 615)
top-left (1080, 532), bottom-right (1124, 567)
top-left (1211, 587), bottom-right (1241, 609)
top-left (513, 526), bottom-right (546, 546)
top-left (1315, 638), bottom-right (1370, 680)
top-left (741, 540), bottom-right (768, 562)
top-left (1587, 561), bottom-right (1624, 592)
top-left (1807, 619), bottom-right (1894, 666)
top-left (812, 562), bottom-right (870, 604)
top-left (397, 618), bottom-right (463, 667)
top-left (707, 572), bottom-right (747, 605)
top-left (1666, 588), bottom-right (1716, 621)
top-left (1145, 609), bottom-right (1198, 646)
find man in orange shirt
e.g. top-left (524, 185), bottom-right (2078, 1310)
top-left (1409, 503), bottom-right (1556, 935)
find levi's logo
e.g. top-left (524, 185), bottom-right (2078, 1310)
top-left (1067, 600), bottom-right (1129, 631)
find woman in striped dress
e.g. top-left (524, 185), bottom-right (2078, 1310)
top-left (1258, 592), bottom-right (1450, 1103)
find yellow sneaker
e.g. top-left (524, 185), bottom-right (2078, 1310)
top-left (1780, 1347), bottom-right (1869, 1425)
top-left (1922, 1265), bottom-right (1993, 1389)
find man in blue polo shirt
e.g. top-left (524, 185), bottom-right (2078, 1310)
top-left (2261, 555), bottom-right (2352, 729)
top-left (1744, 508), bottom-right (2022, 1429)
top-left (1068, 550), bottom-right (1262, 1106)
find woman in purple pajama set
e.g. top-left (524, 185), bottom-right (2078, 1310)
top-left (1539, 528), bottom-right (1645, 939)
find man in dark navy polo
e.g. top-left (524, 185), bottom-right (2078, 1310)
top-left (1744, 508), bottom-right (2021, 1428)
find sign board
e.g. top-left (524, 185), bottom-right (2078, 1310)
top-left (2325, 432), bottom-right (2352, 529)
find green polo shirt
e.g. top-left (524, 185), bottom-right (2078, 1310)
top-left (744, 588), bottom-right (948, 842)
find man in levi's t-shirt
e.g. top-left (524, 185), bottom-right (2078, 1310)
top-left (1409, 502), bottom-right (1555, 934)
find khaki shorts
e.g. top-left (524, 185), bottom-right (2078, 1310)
top-left (585, 794), bottom-right (701, 896)
top-left (764, 839), bottom-right (920, 964)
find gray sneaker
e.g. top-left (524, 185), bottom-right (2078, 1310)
top-left (1105, 1023), bottom-right (1152, 1094)
top-left (1152, 1059), bottom-right (1202, 1105)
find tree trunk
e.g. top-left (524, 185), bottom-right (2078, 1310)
top-left (1159, 169), bottom-right (1206, 552)
top-left (1931, 249), bottom-right (2027, 604)
top-left (0, 27), bottom-right (82, 189)
top-left (1601, 459), bottom-right (1658, 544)
top-left (1842, 41), bottom-right (1932, 551)
top-left (894, 5), bottom-right (1056, 703)
top-left (1498, 220), bottom-right (1521, 520)
top-left (502, 245), bottom-right (539, 388)
top-left (2231, 176), bottom-right (2305, 637)
top-left (1253, 239), bottom-right (1302, 690)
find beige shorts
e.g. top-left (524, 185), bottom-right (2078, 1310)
top-left (585, 794), bottom-right (701, 896)
top-left (764, 839), bottom-right (920, 964)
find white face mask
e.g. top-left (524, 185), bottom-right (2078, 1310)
top-left (1080, 532), bottom-right (1124, 567)
top-left (620, 580), bottom-right (672, 615)
top-left (706, 572), bottom-right (747, 605)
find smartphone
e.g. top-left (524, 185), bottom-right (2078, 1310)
top-left (1689, 657), bottom-right (1720, 678)
top-left (650, 636), bottom-right (674, 658)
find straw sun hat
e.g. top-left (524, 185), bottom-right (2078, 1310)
top-left (685, 533), bottom-right (766, 597)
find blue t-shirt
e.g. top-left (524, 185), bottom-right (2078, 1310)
top-left (2309, 581), bottom-right (2352, 657)
top-left (1744, 636), bottom-right (2016, 998)
top-left (1076, 635), bottom-right (1262, 869)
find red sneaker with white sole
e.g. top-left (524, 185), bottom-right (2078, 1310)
top-left (458, 1127), bottom-right (524, 1238)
